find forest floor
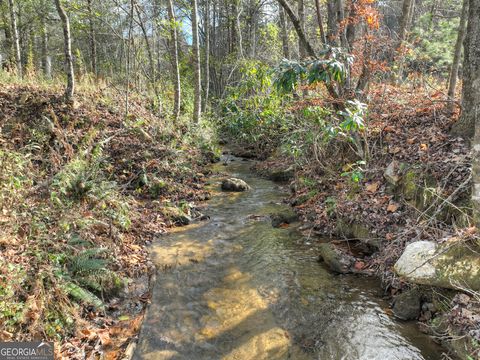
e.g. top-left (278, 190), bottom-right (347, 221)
top-left (1, 80), bottom-right (479, 359)
top-left (0, 83), bottom-right (216, 358)
top-left (251, 83), bottom-right (479, 358)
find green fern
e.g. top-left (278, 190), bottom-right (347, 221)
top-left (67, 248), bottom-right (124, 295)
top-left (61, 282), bottom-right (105, 310)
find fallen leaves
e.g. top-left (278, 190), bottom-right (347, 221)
top-left (365, 182), bottom-right (380, 193)
top-left (387, 202), bottom-right (399, 213)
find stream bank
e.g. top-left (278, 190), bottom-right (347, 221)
top-left (134, 155), bottom-right (443, 359)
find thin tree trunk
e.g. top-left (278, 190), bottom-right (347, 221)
top-left (236, 0), bottom-right (244, 58)
top-left (462, 0), bottom-right (480, 223)
top-left (279, 6), bottom-right (290, 58)
top-left (397, 0), bottom-right (414, 49)
top-left (314, 0), bottom-right (327, 44)
top-left (86, 0), bottom-right (97, 77)
top-left (192, 0), bottom-right (202, 123)
top-left (298, 0), bottom-right (306, 58)
top-left (326, 0), bottom-right (337, 45)
top-left (346, 0), bottom-right (356, 48)
top-left (41, 15), bottom-right (50, 78)
top-left (447, 0), bottom-right (468, 112)
top-left (134, 1), bottom-right (157, 99)
top-left (203, 0), bottom-right (210, 111)
top-left (7, 0), bottom-right (21, 77)
top-left (277, 0), bottom-right (316, 58)
top-left (54, 0), bottom-right (75, 101)
top-left (124, 0), bottom-right (134, 116)
top-left (336, 0), bottom-right (347, 48)
top-left (167, 0), bottom-right (181, 120)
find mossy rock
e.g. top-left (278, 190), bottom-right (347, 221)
top-left (161, 206), bottom-right (191, 225)
top-left (318, 243), bottom-right (355, 274)
top-left (270, 208), bottom-right (298, 227)
top-left (335, 218), bottom-right (380, 248)
top-left (395, 240), bottom-right (480, 291)
top-left (268, 168), bottom-right (294, 183)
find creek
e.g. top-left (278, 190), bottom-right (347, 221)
top-left (134, 156), bottom-right (443, 360)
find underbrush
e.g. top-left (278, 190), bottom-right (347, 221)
top-left (0, 81), bottom-right (216, 358)
top-left (219, 64), bottom-right (478, 357)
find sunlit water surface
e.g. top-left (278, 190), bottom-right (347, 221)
top-left (134, 157), bottom-right (443, 360)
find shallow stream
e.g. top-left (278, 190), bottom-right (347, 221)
top-left (134, 156), bottom-right (443, 360)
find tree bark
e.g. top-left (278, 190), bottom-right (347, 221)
top-left (235, 0), bottom-right (244, 58)
top-left (41, 14), bottom-right (50, 78)
top-left (86, 0), bottom-right (97, 77)
top-left (167, 0), bottom-right (181, 120)
top-left (54, 0), bottom-right (75, 101)
top-left (134, 1), bottom-right (157, 99)
top-left (192, 0), bottom-right (202, 123)
top-left (345, 0), bottom-right (356, 48)
top-left (336, 0), bottom-right (347, 48)
top-left (327, 0), bottom-right (337, 45)
top-left (451, 0), bottom-right (480, 140)
top-left (463, 0), bottom-right (480, 222)
top-left (277, 0), bottom-right (316, 58)
top-left (7, 0), bottom-right (21, 77)
top-left (314, 0), bottom-right (327, 44)
top-left (397, 0), bottom-right (414, 49)
top-left (279, 6), bottom-right (290, 58)
top-left (298, 0), bottom-right (306, 58)
top-left (447, 0), bottom-right (468, 112)
top-left (203, 0), bottom-right (210, 111)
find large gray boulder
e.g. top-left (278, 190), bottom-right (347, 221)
top-left (394, 240), bottom-right (480, 291)
top-left (221, 178), bottom-right (251, 192)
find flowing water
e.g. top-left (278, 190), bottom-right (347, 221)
top-left (134, 157), bottom-right (443, 360)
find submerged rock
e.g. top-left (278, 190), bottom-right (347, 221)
top-left (270, 208), bottom-right (298, 227)
top-left (221, 178), bottom-right (251, 192)
top-left (318, 243), bottom-right (356, 274)
top-left (394, 240), bottom-right (480, 291)
top-left (393, 288), bottom-right (422, 320)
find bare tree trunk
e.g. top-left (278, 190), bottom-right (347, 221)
top-left (345, 0), bottom-right (356, 48)
top-left (451, 0), bottom-right (480, 140)
top-left (134, 1), bottom-right (158, 100)
top-left (336, 0), bottom-right (347, 48)
top-left (277, 0), bottom-right (316, 58)
top-left (41, 15), bottom-right (50, 78)
top-left (397, 0), bottom-right (414, 49)
top-left (314, 0), bottom-right (327, 44)
top-left (203, 0), bottom-right (210, 111)
top-left (326, 0), bottom-right (337, 45)
top-left (54, 0), bottom-right (75, 101)
top-left (298, 0), bottom-right (306, 58)
top-left (124, 0), bottom-right (134, 116)
top-left (279, 6), bottom-right (290, 58)
top-left (447, 0), bottom-right (468, 112)
top-left (462, 0), bottom-right (480, 223)
top-left (167, 0), bottom-right (181, 120)
top-left (7, 0), bottom-right (21, 77)
top-left (192, 0), bottom-right (202, 123)
top-left (236, 0), bottom-right (244, 58)
top-left (86, 0), bottom-right (97, 77)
